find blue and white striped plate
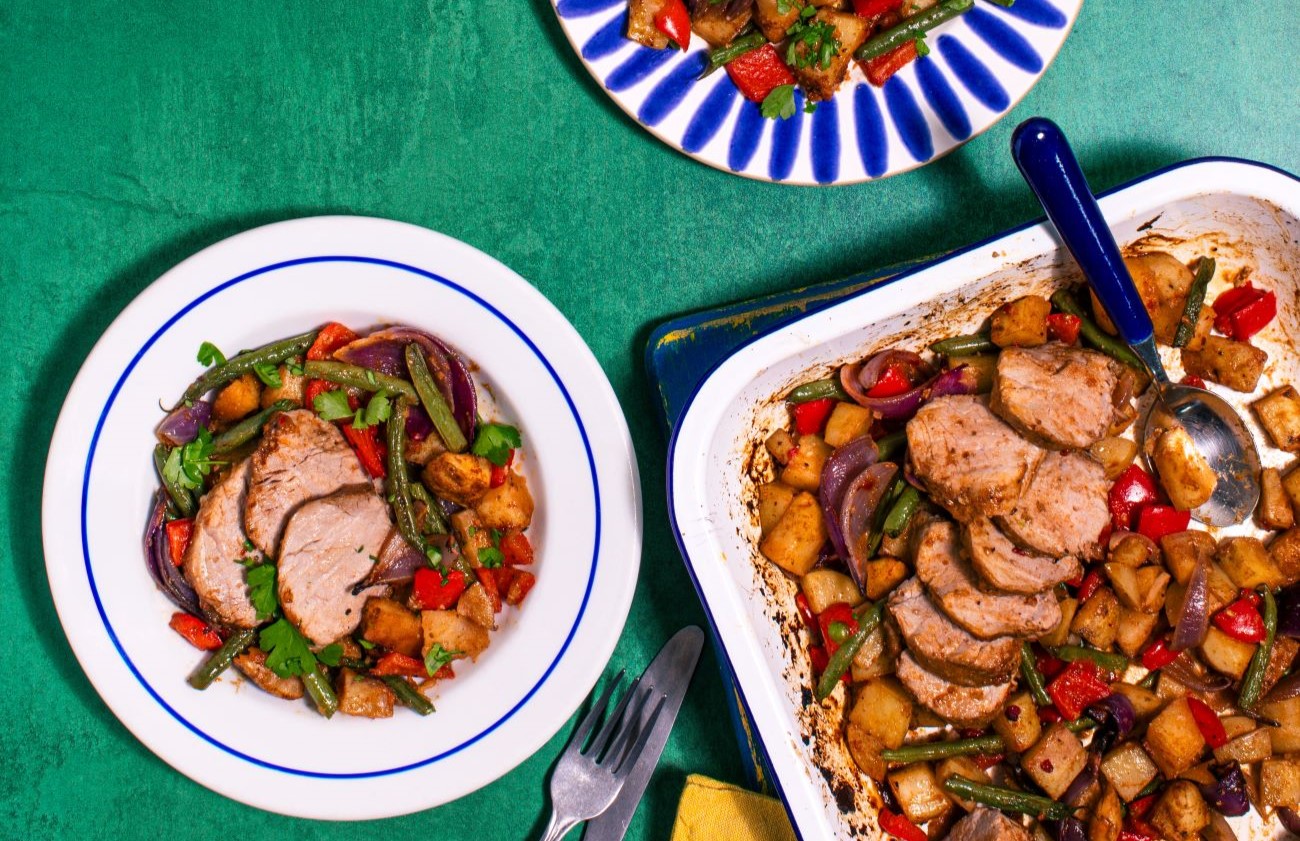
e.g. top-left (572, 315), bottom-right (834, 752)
top-left (552, 0), bottom-right (1081, 185)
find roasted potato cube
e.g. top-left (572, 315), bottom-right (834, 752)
top-left (1071, 586), bottom-right (1119, 649)
top-left (1115, 606), bottom-right (1159, 658)
top-left (754, 0), bottom-right (802, 42)
top-left (1261, 757), bottom-right (1300, 808)
top-left (1263, 696), bottom-right (1300, 753)
top-left (335, 668), bottom-right (395, 718)
top-left (1101, 741), bottom-right (1160, 802)
top-left (626, 0), bottom-right (671, 48)
top-left (475, 470), bottom-right (534, 531)
top-left (1181, 335), bottom-right (1268, 392)
top-left (766, 428), bottom-right (797, 466)
top-left (991, 294), bottom-right (1050, 348)
top-left (456, 583), bottom-right (495, 630)
top-left (800, 568), bottom-right (862, 614)
top-left (423, 452), bottom-right (493, 507)
top-left (850, 623), bottom-right (900, 681)
top-left (1256, 386), bottom-right (1300, 452)
top-left (1218, 536), bottom-right (1284, 589)
top-left (823, 402), bottom-right (873, 449)
top-left (758, 481), bottom-right (797, 535)
top-left (850, 677), bottom-right (912, 749)
top-left (759, 492), bottom-right (827, 576)
top-left (450, 509), bottom-right (493, 567)
top-left (1273, 528), bottom-right (1300, 583)
top-left (1214, 727), bottom-right (1273, 765)
top-left (781, 434), bottom-right (833, 492)
top-left (1199, 626), bottom-right (1256, 679)
top-left (1221, 715), bottom-right (1258, 741)
top-left (1040, 597), bottom-right (1078, 648)
top-left (790, 11), bottom-right (870, 102)
top-left (887, 763), bottom-right (950, 824)
top-left (864, 557), bottom-right (908, 601)
top-left (1022, 724), bottom-right (1088, 800)
top-left (404, 429), bottom-right (447, 465)
top-left (1110, 533), bottom-right (1157, 568)
top-left (1165, 563), bottom-right (1239, 623)
top-left (1149, 780), bottom-right (1209, 841)
top-left (1261, 467), bottom-right (1297, 531)
top-left (360, 597), bottom-right (424, 657)
top-left (259, 365), bottom-right (305, 408)
top-left (935, 756), bottom-right (989, 812)
top-left (1284, 466), bottom-right (1300, 517)
top-left (1105, 564), bottom-right (1143, 609)
top-left (1092, 253), bottom-right (1197, 345)
top-left (1090, 783), bottom-right (1123, 841)
top-left (233, 646), bottom-right (305, 700)
top-left (690, 0), bottom-right (751, 47)
top-left (213, 373), bottom-right (262, 422)
top-left (1160, 530), bottom-right (1217, 584)
top-left (1090, 437), bottom-right (1140, 480)
top-left (845, 721), bottom-right (886, 780)
top-left (1134, 566), bottom-right (1171, 614)
top-left (1152, 425), bottom-right (1217, 511)
top-left (991, 691), bottom-right (1042, 753)
top-left (421, 610), bottom-right (490, 662)
top-left (1109, 682), bottom-right (1163, 721)
top-left (1144, 698), bottom-right (1207, 778)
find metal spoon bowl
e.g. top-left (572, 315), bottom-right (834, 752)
top-left (1012, 117), bottom-right (1260, 526)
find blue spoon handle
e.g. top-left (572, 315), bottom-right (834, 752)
top-left (1010, 118), bottom-right (1153, 347)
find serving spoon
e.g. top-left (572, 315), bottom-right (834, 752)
top-left (1011, 117), bottom-right (1260, 526)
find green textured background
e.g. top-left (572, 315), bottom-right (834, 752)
top-left (2, 1), bottom-right (1297, 838)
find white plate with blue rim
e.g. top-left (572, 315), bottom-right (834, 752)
top-left (551, 0), bottom-right (1081, 185)
top-left (40, 216), bottom-right (642, 819)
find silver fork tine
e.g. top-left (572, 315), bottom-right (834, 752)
top-left (610, 694), bottom-right (667, 777)
top-left (584, 676), bottom-right (642, 759)
top-left (563, 671), bottom-right (623, 758)
top-left (600, 687), bottom-right (659, 770)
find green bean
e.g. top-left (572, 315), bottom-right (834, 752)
top-left (1240, 587), bottom-right (1277, 710)
top-left (702, 29), bottom-right (766, 77)
top-left (383, 676), bottom-right (435, 716)
top-left (1133, 778), bottom-right (1163, 800)
top-left (303, 669), bottom-right (339, 718)
top-left (408, 481), bottom-right (449, 536)
top-left (404, 344), bottom-right (467, 452)
top-left (786, 377), bottom-right (850, 404)
top-left (1053, 645), bottom-right (1130, 674)
top-left (153, 443), bottom-right (196, 517)
top-left (855, 0), bottom-right (973, 61)
top-left (211, 399), bottom-right (296, 455)
top-left (815, 601), bottom-right (884, 700)
top-left (302, 360), bottom-right (418, 401)
top-left (882, 734), bottom-right (1005, 763)
top-left (1050, 290), bottom-right (1146, 372)
top-left (178, 330), bottom-right (316, 407)
top-left (875, 430), bottom-right (907, 462)
top-left (1020, 642), bottom-right (1053, 708)
top-left (1173, 257), bottom-right (1215, 348)
top-left (1139, 669), bottom-right (1159, 690)
top-left (1066, 715), bottom-right (1099, 734)
top-left (387, 399), bottom-right (423, 549)
top-left (981, 0), bottom-right (1015, 6)
top-left (929, 333), bottom-right (996, 357)
top-left (188, 628), bottom-right (257, 689)
top-left (865, 472), bottom-right (906, 559)
top-left (942, 776), bottom-right (1072, 820)
top-left (883, 485), bottom-right (922, 538)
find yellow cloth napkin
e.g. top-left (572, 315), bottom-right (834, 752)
top-left (671, 774), bottom-right (797, 841)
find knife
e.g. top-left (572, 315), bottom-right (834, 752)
top-left (582, 625), bottom-right (705, 841)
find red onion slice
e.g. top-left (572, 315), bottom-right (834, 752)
top-left (143, 491), bottom-right (201, 616)
top-left (1163, 652), bottom-right (1232, 692)
top-left (1263, 671), bottom-right (1300, 705)
top-left (1171, 556), bottom-right (1210, 651)
top-left (1278, 582), bottom-right (1300, 638)
top-left (840, 351), bottom-right (936, 420)
top-left (838, 463), bottom-right (899, 588)
top-left (929, 365), bottom-right (982, 398)
top-left (1202, 761), bottom-right (1250, 818)
top-left (1061, 754), bottom-right (1100, 808)
top-left (1279, 807), bottom-right (1300, 835)
top-left (818, 437), bottom-right (880, 560)
top-left (157, 401), bottom-right (212, 447)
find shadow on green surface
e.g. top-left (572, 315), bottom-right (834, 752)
top-left (526, 0), bottom-right (635, 133)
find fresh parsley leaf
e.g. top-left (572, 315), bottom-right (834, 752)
top-left (260, 618), bottom-right (318, 679)
top-left (285, 357), bottom-right (305, 377)
top-left (479, 546), bottom-right (504, 569)
top-left (804, 100), bottom-right (817, 114)
top-left (358, 638), bottom-right (375, 650)
top-left (776, 0), bottom-right (794, 12)
top-left (197, 341), bottom-right (226, 367)
top-left (313, 389), bottom-right (353, 422)
top-left (358, 392), bottom-right (391, 429)
top-left (761, 84), bottom-right (797, 120)
top-left (163, 428), bottom-right (220, 491)
top-left (317, 643), bottom-right (343, 667)
top-left (914, 34), bottom-right (930, 57)
top-left (252, 361), bottom-right (282, 389)
top-left (243, 538), bottom-right (255, 552)
top-left (425, 545), bottom-right (443, 567)
top-left (423, 643), bottom-right (464, 677)
top-left (470, 423), bottom-right (522, 467)
top-left (785, 17), bottom-right (839, 70)
top-left (245, 563), bottom-right (278, 621)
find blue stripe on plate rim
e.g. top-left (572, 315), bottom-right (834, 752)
top-left (551, 0), bottom-right (1082, 185)
top-left (79, 255), bottom-right (602, 778)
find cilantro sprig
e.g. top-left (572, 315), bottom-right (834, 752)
top-left (312, 389), bottom-right (393, 430)
top-left (260, 618), bottom-right (320, 679)
top-left (245, 562), bottom-right (278, 621)
top-left (471, 423), bottom-right (522, 467)
top-left (163, 428), bottom-right (222, 491)
top-left (313, 389), bottom-right (353, 422)
top-left (423, 643), bottom-right (464, 677)
top-left (252, 360), bottom-right (282, 389)
top-left (785, 10), bottom-right (840, 71)
top-left (761, 84), bottom-right (796, 120)
top-left (197, 341), bottom-right (226, 367)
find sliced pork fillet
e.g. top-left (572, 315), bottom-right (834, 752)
top-left (896, 651), bottom-right (1013, 728)
top-left (992, 344), bottom-right (1120, 449)
top-left (906, 396), bottom-right (1044, 521)
top-left (948, 808), bottom-right (1033, 841)
top-left (244, 409), bottom-right (369, 556)
top-left (277, 489), bottom-right (392, 646)
top-left (997, 450), bottom-right (1110, 561)
top-left (914, 520), bottom-right (1060, 640)
top-left (888, 577), bottom-right (1019, 687)
top-left (183, 459), bottom-right (259, 628)
top-left (964, 516), bottom-right (1081, 594)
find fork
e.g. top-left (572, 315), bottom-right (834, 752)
top-left (538, 673), bottom-right (667, 841)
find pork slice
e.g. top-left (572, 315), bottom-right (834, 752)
top-left (277, 489), bottom-right (392, 646)
top-left (947, 808), bottom-right (1033, 841)
top-left (906, 396), bottom-right (1045, 521)
top-left (992, 344), bottom-right (1120, 449)
top-left (964, 516), bottom-right (1082, 594)
top-left (997, 450), bottom-right (1110, 561)
top-left (183, 459), bottom-right (259, 628)
top-left (888, 577), bottom-right (1020, 687)
top-left (895, 651), bottom-right (1013, 728)
top-left (245, 409), bottom-right (369, 557)
top-left (914, 521), bottom-right (1060, 640)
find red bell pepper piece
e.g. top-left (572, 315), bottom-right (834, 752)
top-left (1036, 649), bottom-right (1066, 679)
top-left (341, 423), bottom-right (387, 478)
top-left (489, 448), bottom-right (515, 488)
top-left (1213, 595), bottom-right (1267, 643)
top-left (808, 645), bottom-right (829, 677)
top-left (1137, 505), bottom-right (1190, 543)
top-left (854, 0), bottom-right (902, 17)
top-left (505, 570), bottom-right (536, 606)
top-left (1226, 290), bottom-right (1276, 341)
top-left (973, 752), bottom-right (1005, 770)
top-left (1046, 313), bottom-right (1082, 345)
top-left (1119, 819), bottom-right (1161, 841)
top-left (793, 397), bottom-right (836, 436)
top-left (1108, 464), bottom-right (1158, 530)
top-left (169, 612), bottom-right (223, 650)
top-left (866, 363), bottom-right (913, 398)
top-left (1038, 705), bottom-right (1062, 724)
top-left (1140, 636), bottom-right (1180, 671)
top-left (306, 321), bottom-right (358, 361)
top-left (817, 603), bottom-right (859, 657)
top-left (500, 531), bottom-right (534, 566)
top-left (412, 568), bottom-right (467, 611)
top-left (1046, 660), bottom-right (1111, 721)
top-left (653, 0), bottom-right (691, 51)
top-left (878, 809), bottom-right (927, 841)
top-left (1077, 568), bottom-right (1105, 603)
top-left (726, 44), bottom-right (796, 103)
top-left (370, 651), bottom-right (427, 677)
top-left (166, 518), bottom-right (194, 567)
top-left (795, 592), bottom-right (817, 629)
top-left (1129, 794), bottom-right (1157, 819)
top-left (478, 566), bottom-right (504, 613)
top-left (1186, 696), bottom-right (1228, 748)
top-left (864, 41), bottom-right (918, 87)
top-left (1181, 374), bottom-right (1207, 389)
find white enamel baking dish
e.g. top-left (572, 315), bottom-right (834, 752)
top-left (668, 158), bottom-right (1300, 839)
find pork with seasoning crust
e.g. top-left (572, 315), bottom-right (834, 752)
top-left (895, 651), bottom-right (1013, 728)
top-left (888, 577), bottom-right (1020, 687)
top-left (963, 516), bottom-right (1082, 594)
top-left (997, 450), bottom-right (1110, 561)
top-left (947, 808), bottom-right (1033, 841)
top-left (992, 344), bottom-right (1121, 449)
top-left (183, 459), bottom-right (259, 628)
